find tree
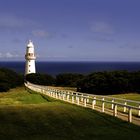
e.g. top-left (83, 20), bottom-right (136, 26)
top-left (56, 73), bottom-right (84, 87)
top-left (26, 73), bottom-right (55, 86)
top-left (0, 68), bottom-right (24, 92)
top-left (77, 71), bottom-right (138, 95)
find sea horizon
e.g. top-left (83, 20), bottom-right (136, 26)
top-left (0, 61), bottom-right (140, 76)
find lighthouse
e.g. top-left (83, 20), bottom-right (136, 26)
top-left (25, 40), bottom-right (36, 75)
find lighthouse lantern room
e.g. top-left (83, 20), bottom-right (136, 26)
top-left (25, 40), bottom-right (36, 75)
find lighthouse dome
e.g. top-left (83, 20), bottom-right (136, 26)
top-left (27, 40), bottom-right (34, 48)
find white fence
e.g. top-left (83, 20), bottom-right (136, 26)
top-left (25, 82), bottom-right (140, 124)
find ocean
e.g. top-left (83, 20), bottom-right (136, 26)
top-left (0, 61), bottom-right (140, 76)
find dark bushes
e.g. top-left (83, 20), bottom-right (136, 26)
top-left (56, 73), bottom-right (84, 87)
top-left (0, 68), bottom-right (23, 92)
top-left (26, 71), bottom-right (140, 95)
top-left (78, 71), bottom-right (140, 95)
top-left (26, 73), bottom-right (55, 86)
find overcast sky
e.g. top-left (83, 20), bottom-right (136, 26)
top-left (0, 0), bottom-right (140, 61)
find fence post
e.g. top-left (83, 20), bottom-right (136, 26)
top-left (54, 90), bottom-right (56, 97)
top-left (81, 94), bottom-right (83, 102)
top-left (60, 91), bottom-right (62, 99)
top-left (48, 90), bottom-right (50, 95)
top-left (42, 89), bottom-right (44, 94)
top-left (124, 102), bottom-right (127, 112)
top-left (114, 104), bottom-right (117, 117)
top-left (53, 90), bottom-right (55, 97)
top-left (71, 92), bottom-right (73, 96)
top-left (128, 107), bottom-right (132, 123)
top-left (93, 97), bottom-right (96, 105)
top-left (59, 91), bottom-right (61, 99)
top-left (92, 99), bottom-right (95, 109)
top-left (55, 91), bottom-right (58, 98)
top-left (56, 90), bottom-right (59, 99)
top-left (72, 96), bottom-right (74, 103)
top-left (51, 90), bottom-right (53, 97)
top-left (102, 98), bottom-right (105, 112)
top-left (47, 90), bottom-right (49, 95)
top-left (84, 98), bottom-right (87, 107)
top-left (62, 93), bottom-right (65, 100)
top-left (76, 93), bottom-right (78, 102)
top-left (64, 92), bottom-right (66, 100)
top-left (67, 94), bottom-right (69, 101)
top-left (77, 96), bottom-right (79, 105)
top-left (58, 92), bottom-right (60, 99)
top-left (52, 90), bottom-right (54, 97)
top-left (138, 105), bottom-right (140, 116)
top-left (111, 99), bottom-right (114, 109)
top-left (87, 96), bottom-right (89, 103)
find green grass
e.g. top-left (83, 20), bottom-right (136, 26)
top-left (110, 93), bottom-right (140, 101)
top-left (0, 87), bottom-right (140, 140)
top-left (0, 87), bottom-right (50, 105)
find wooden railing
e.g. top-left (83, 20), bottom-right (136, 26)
top-left (25, 82), bottom-right (140, 124)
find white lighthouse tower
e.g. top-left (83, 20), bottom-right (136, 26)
top-left (25, 40), bottom-right (36, 75)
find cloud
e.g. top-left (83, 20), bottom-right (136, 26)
top-left (61, 33), bottom-right (69, 39)
top-left (0, 53), bottom-right (3, 58)
top-left (0, 52), bottom-right (24, 58)
top-left (120, 42), bottom-right (140, 49)
top-left (86, 34), bottom-right (115, 42)
top-left (12, 38), bottom-right (22, 44)
top-left (90, 21), bottom-right (114, 34)
top-left (87, 20), bottom-right (115, 42)
top-left (0, 14), bottom-right (37, 31)
top-left (46, 55), bottom-right (67, 59)
top-left (68, 45), bottom-right (74, 49)
top-left (32, 29), bottom-right (49, 38)
top-left (5, 52), bottom-right (13, 58)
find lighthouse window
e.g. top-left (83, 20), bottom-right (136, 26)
top-left (28, 53), bottom-right (33, 56)
top-left (29, 65), bottom-right (31, 67)
top-left (29, 70), bottom-right (30, 72)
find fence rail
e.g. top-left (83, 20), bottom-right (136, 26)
top-left (25, 82), bottom-right (140, 125)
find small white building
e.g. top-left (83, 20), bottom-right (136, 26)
top-left (25, 40), bottom-right (36, 75)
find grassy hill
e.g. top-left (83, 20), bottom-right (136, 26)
top-left (0, 87), bottom-right (140, 140)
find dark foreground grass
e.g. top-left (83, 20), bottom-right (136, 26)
top-left (0, 87), bottom-right (140, 140)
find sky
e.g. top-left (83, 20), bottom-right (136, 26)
top-left (0, 0), bottom-right (140, 61)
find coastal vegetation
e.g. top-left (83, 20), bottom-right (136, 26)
top-left (77, 71), bottom-right (140, 95)
top-left (26, 71), bottom-right (140, 95)
top-left (26, 73), bottom-right (55, 86)
top-left (1, 67), bottom-right (140, 95)
top-left (0, 87), bottom-right (140, 140)
top-left (0, 68), bottom-right (23, 92)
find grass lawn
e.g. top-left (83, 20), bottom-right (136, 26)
top-left (0, 87), bottom-right (140, 140)
top-left (110, 93), bottom-right (140, 101)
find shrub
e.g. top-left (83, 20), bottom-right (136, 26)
top-left (26, 73), bottom-right (55, 86)
top-left (56, 73), bottom-right (84, 87)
top-left (0, 68), bottom-right (24, 92)
top-left (77, 71), bottom-right (140, 95)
